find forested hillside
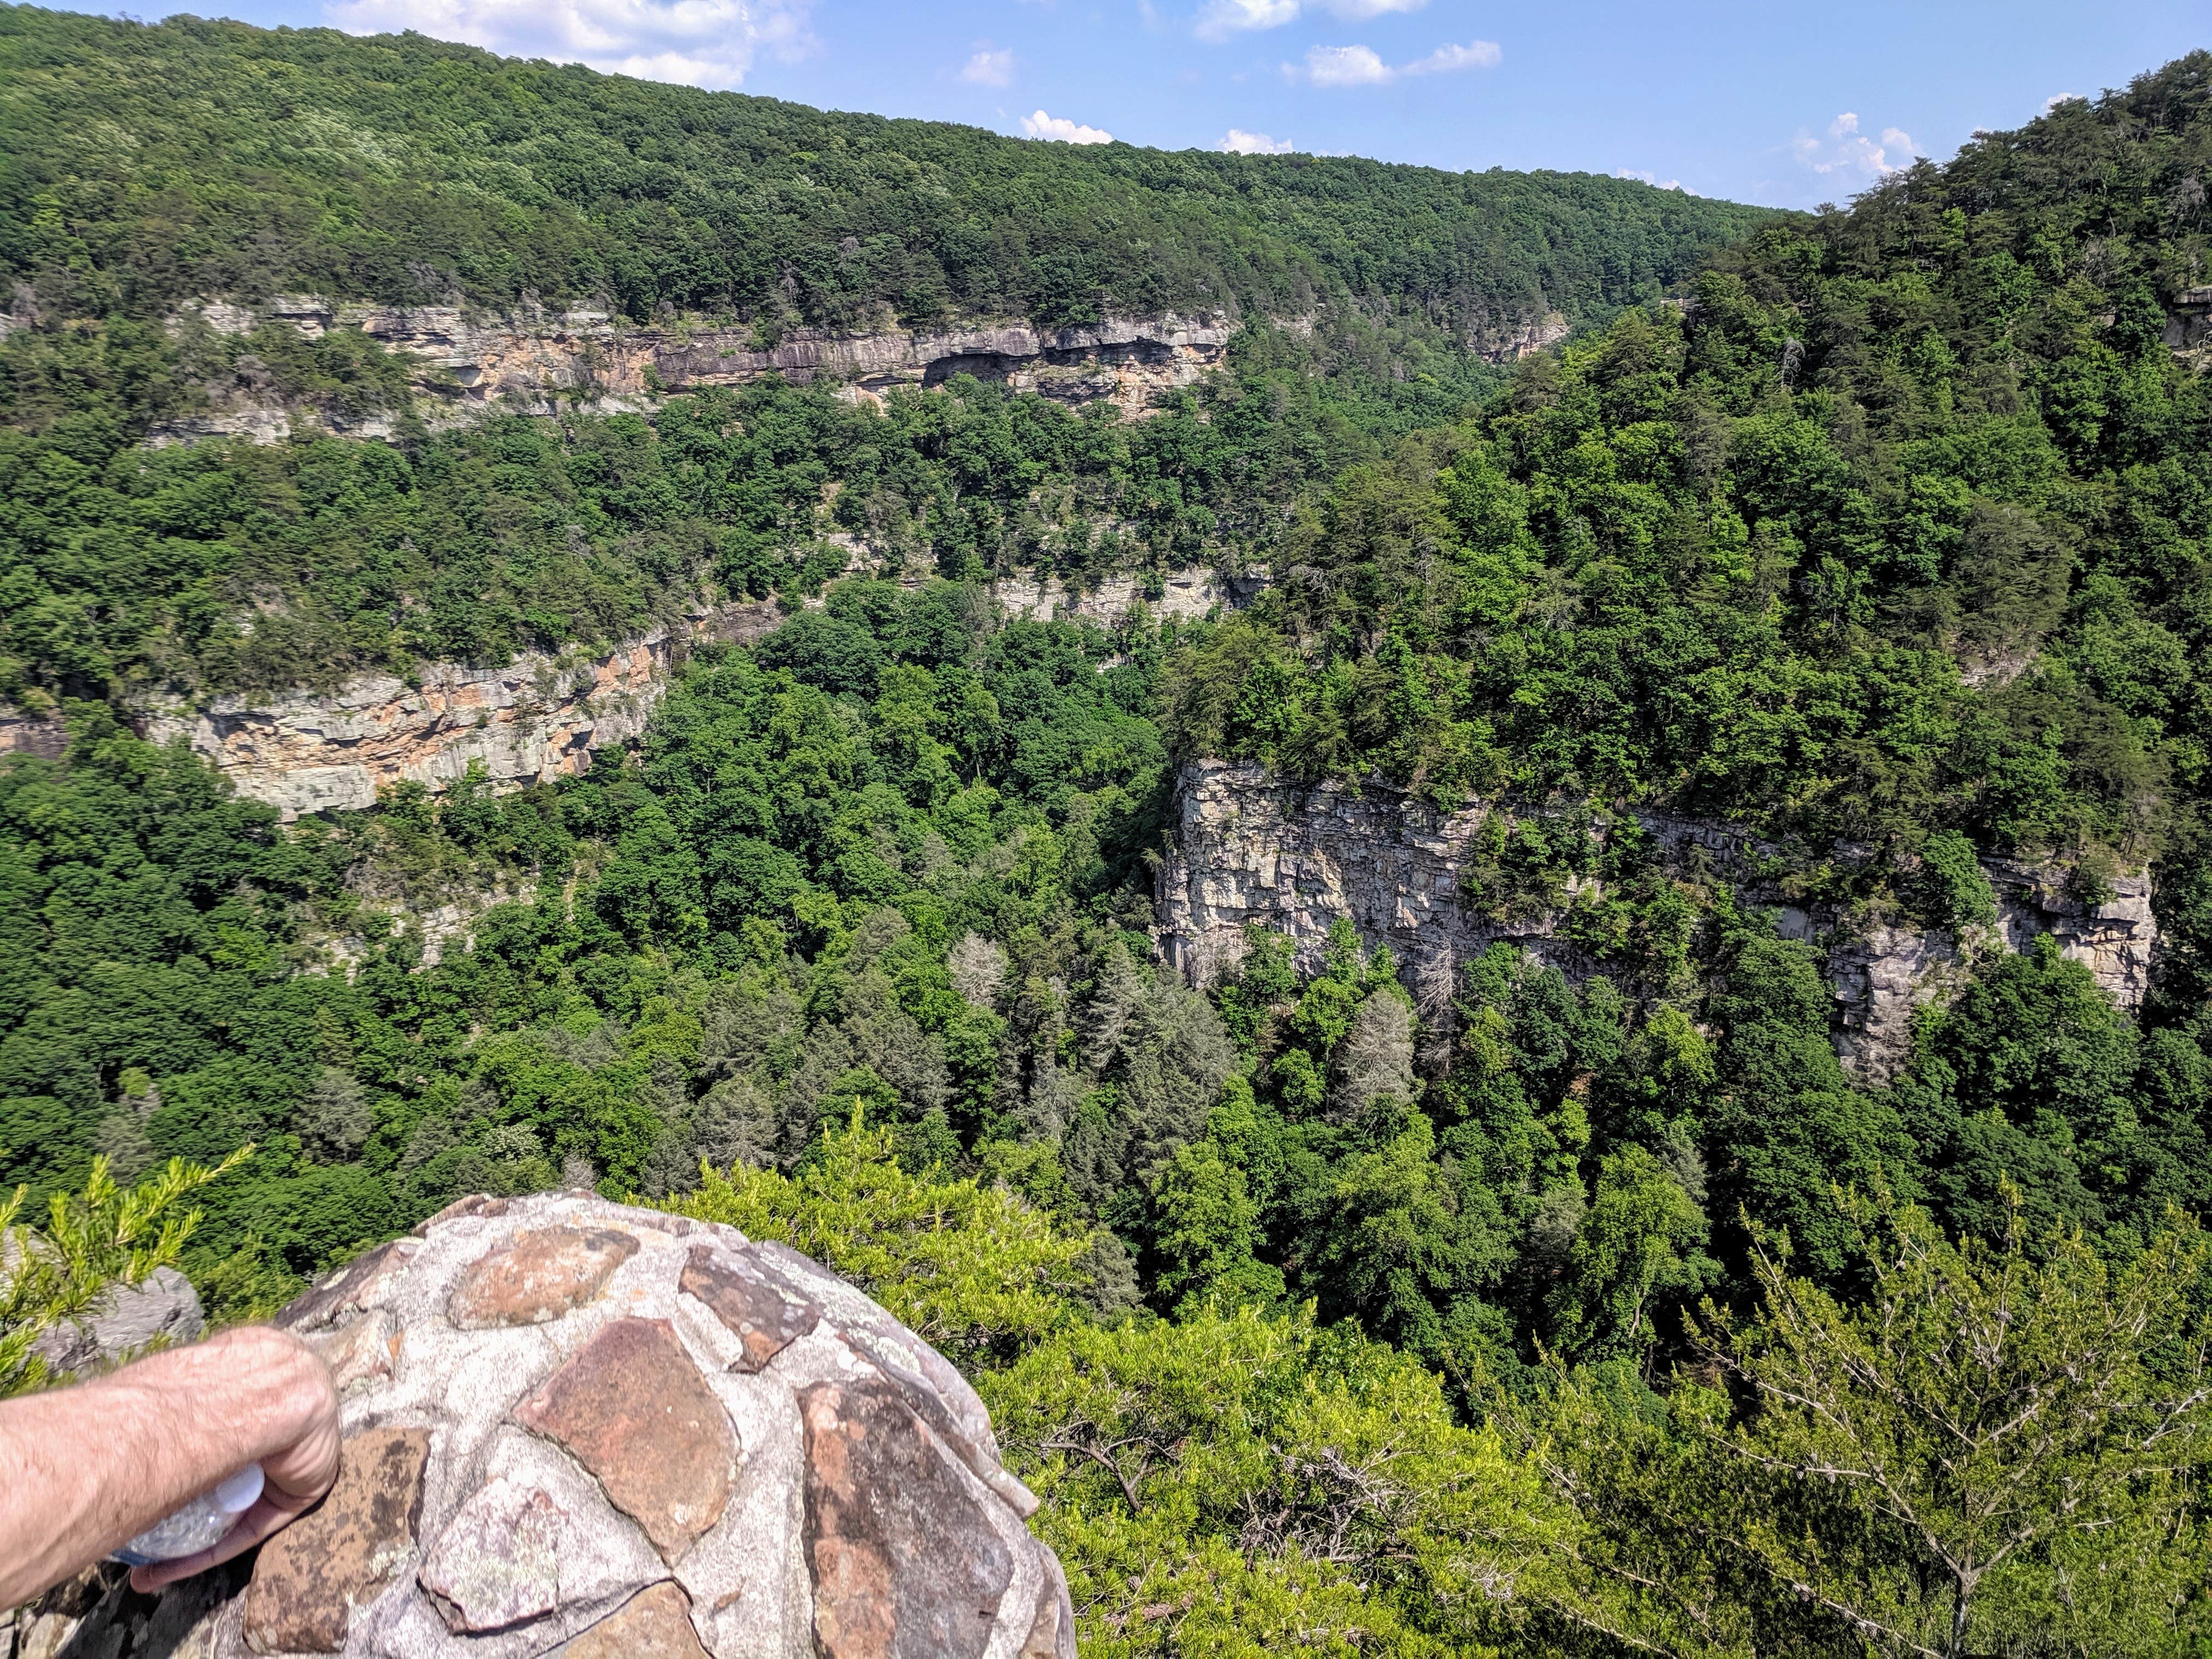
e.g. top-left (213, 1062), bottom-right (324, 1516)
top-left (7, 16), bottom-right (2212, 1654)
top-left (0, 3), bottom-right (1765, 711)
top-left (0, 7), bottom-right (1761, 332)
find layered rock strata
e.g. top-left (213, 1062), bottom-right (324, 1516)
top-left (153, 301), bottom-right (1234, 443)
top-left (128, 570), bottom-right (1245, 819)
top-left (138, 625), bottom-right (711, 821)
top-left (1157, 760), bottom-right (2158, 1083)
top-left (13, 1190), bottom-right (1073, 1659)
top-left (993, 566), bottom-right (1255, 628)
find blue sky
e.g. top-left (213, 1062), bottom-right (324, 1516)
top-left (70, 0), bottom-right (2212, 207)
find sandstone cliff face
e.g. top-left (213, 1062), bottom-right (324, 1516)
top-left (1157, 761), bottom-right (2159, 1083)
top-left (1474, 309), bottom-right (1570, 362)
top-left (9, 1190), bottom-right (1072, 1659)
top-left (0, 709), bottom-right (65, 761)
top-left (993, 564), bottom-right (1251, 628)
top-left (133, 612), bottom-right (766, 821)
top-left (152, 299), bottom-right (1234, 444)
top-left (127, 571), bottom-right (1243, 820)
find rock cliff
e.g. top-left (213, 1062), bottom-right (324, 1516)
top-left (10, 1190), bottom-right (1072, 1659)
top-left (0, 709), bottom-right (65, 762)
top-left (152, 300), bottom-right (1235, 444)
top-left (135, 619), bottom-right (744, 821)
top-left (128, 570), bottom-right (1243, 820)
top-left (1474, 310), bottom-right (1570, 362)
top-left (1157, 760), bottom-right (2159, 1083)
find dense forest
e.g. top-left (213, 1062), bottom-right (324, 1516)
top-left (6, 13), bottom-right (2212, 1655)
top-left (0, 8), bottom-right (1763, 332)
top-left (0, 2), bottom-right (1766, 714)
top-left (0, 337), bottom-right (1476, 707)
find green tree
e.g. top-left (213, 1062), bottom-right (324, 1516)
top-left (990, 1303), bottom-right (1562, 1657)
top-left (661, 1111), bottom-right (1089, 1366)
top-left (1509, 1187), bottom-right (2212, 1657)
top-left (1546, 1145), bottom-right (1716, 1366)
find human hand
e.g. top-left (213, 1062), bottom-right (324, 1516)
top-left (126, 1328), bottom-right (341, 1593)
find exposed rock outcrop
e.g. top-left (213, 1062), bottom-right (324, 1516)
top-left (1473, 309), bottom-right (1570, 362)
top-left (993, 566), bottom-right (1253, 628)
top-left (28, 1268), bottom-right (205, 1379)
top-left (130, 571), bottom-right (1248, 820)
top-left (152, 301), bottom-right (1233, 444)
top-left (2164, 285), bottom-right (2212, 369)
top-left (137, 622), bottom-right (725, 821)
top-left (0, 709), bottom-right (66, 760)
top-left (1157, 760), bottom-right (2158, 1083)
top-left (14, 1191), bottom-right (1073, 1659)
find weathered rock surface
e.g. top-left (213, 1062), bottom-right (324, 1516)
top-left (134, 621), bottom-right (741, 820)
top-left (242, 1427), bottom-right (431, 1652)
top-left (127, 568), bottom-right (1248, 822)
top-left (1477, 309), bottom-right (1570, 361)
top-left (0, 708), bottom-right (67, 761)
top-left (151, 302), bottom-right (1233, 444)
top-left (1158, 760), bottom-right (2160, 1083)
top-left (2166, 285), bottom-right (2212, 370)
top-left (446, 1227), bottom-right (639, 1329)
top-left (27, 1190), bottom-right (1072, 1659)
top-left (25, 1265), bottom-right (204, 1378)
top-left (992, 566), bottom-right (1254, 629)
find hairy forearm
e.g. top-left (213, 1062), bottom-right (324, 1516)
top-left (0, 1326), bottom-right (334, 1608)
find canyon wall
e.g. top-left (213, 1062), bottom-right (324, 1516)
top-left (152, 299), bottom-right (1237, 443)
top-left (121, 568), bottom-right (1242, 819)
top-left (141, 294), bottom-right (1590, 445)
top-left (136, 611), bottom-right (757, 820)
top-left (1157, 760), bottom-right (2159, 1083)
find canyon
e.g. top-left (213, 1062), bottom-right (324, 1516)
top-left (1157, 760), bottom-right (2159, 1083)
top-left (7, 604), bottom-right (2160, 1081)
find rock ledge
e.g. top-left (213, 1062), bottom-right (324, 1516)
top-left (23, 1191), bottom-right (1070, 1659)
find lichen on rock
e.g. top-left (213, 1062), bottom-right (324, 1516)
top-left (40, 1190), bottom-right (1074, 1659)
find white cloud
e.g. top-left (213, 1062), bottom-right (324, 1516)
top-left (961, 46), bottom-right (1014, 86)
top-left (2045, 92), bottom-right (2085, 111)
top-left (1403, 38), bottom-right (1499, 74)
top-left (1617, 167), bottom-right (1689, 192)
top-left (1292, 37), bottom-right (1498, 86)
top-left (1790, 110), bottom-right (1917, 179)
top-left (1304, 43), bottom-right (1391, 85)
top-left (1022, 109), bottom-right (1114, 144)
top-left (1195, 0), bottom-right (1299, 40)
top-left (1221, 127), bottom-right (1295, 154)
top-left (1194, 0), bottom-right (1423, 39)
top-left (324, 0), bottom-right (813, 88)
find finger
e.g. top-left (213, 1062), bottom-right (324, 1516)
top-left (121, 1490), bottom-right (309, 1591)
top-left (127, 1529), bottom-right (233, 1592)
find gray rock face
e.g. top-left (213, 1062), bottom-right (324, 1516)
top-left (151, 302), bottom-right (1232, 444)
top-left (27, 1266), bottom-right (204, 1378)
top-left (26, 1192), bottom-right (1072, 1659)
top-left (1157, 760), bottom-right (2160, 1083)
top-left (130, 568), bottom-right (1252, 828)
